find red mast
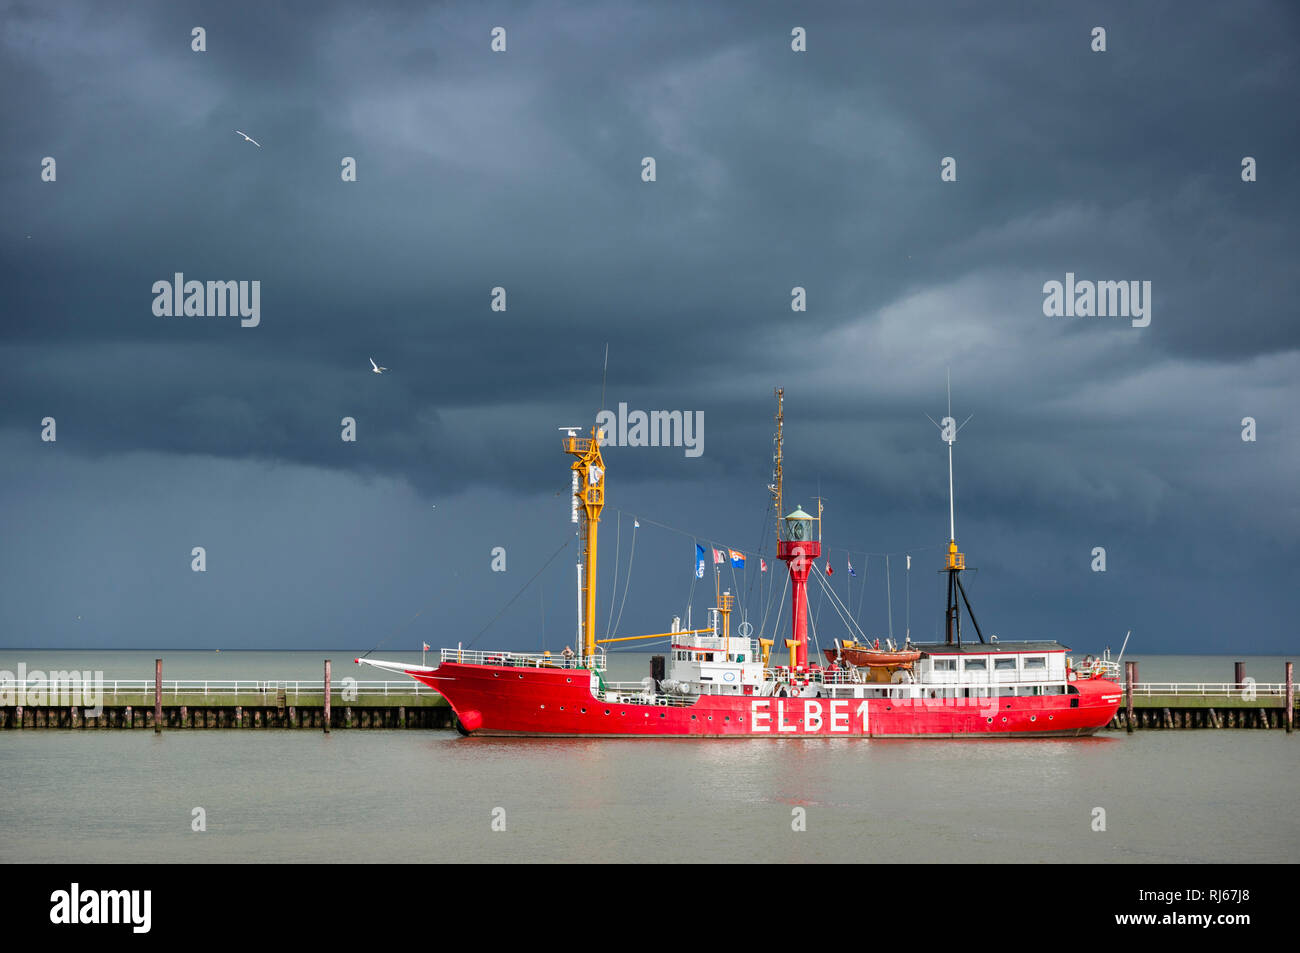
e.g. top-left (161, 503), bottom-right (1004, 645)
top-left (769, 391), bottom-right (822, 670)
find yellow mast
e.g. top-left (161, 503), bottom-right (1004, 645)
top-left (563, 425), bottom-right (606, 660)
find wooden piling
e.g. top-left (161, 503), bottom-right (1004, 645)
top-left (1235, 661), bottom-right (1246, 688)
top-left (324, 659), bottom-right (331, 733)
top-left (155, 658), bottom-right (163, 733)
top-left (1125, 661), bottom-right (1135, 734)
top-left (1286, 662), bottom-right (1294, 734)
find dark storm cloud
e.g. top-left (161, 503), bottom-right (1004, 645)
top-left (0, 0), bottom-right (1296, 652)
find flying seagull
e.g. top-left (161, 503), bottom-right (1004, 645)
top-left (235, 130), bottom-right (261, 148)
top-left (370, 358), bottom-right (387, 374)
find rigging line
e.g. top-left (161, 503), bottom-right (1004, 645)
top-left (745, 507), bottom-right (771, 607)
top-left (606, 511), bottom-right (621, 636)
top-left (813, 572), bottom-right (826, 631)
top-left (466, 539), bottom-right (572, 649)
top-left (611, 519), bottom-right (638, 637)
top-left (765, 571), bottom-right (789, 645)
top-left (822, 541), bottom-right (940, 559)
top-left (854, 555), bottom-right (868, 630)
top-left (358, 572), bottom-right (455, 659)
top-left (810, 563), bottom-right (868, 641)
top-left (358, 601), bottom-right (435, 660)
top-left (685, 536), bottom-right (699, 625)
top-left (886, 554), bottom-right (894, 641)
top-left (612, 507), bottom-right (924, 561)
top-left (757, 558), bottom-right (784, 641)
top-left (811, 564), bottom-right (863, 639)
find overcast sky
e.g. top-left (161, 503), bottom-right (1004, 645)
top-left (2, 0), bottom-right (1297, 657)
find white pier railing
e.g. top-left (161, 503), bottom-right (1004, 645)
top-left (0, 679), bottom-right (437, 698)
top-left (1128, 681), bottom-right (1291, 698)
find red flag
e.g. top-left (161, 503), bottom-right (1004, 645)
top-left (712, 548), bottom-right (725, 565)
top-left (826, 562), bottom-right (834, 576)
top-left (760, 559), bottom-right (768, 572)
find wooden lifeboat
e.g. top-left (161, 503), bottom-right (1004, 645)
top-left (824, 639), bottom-right (922, 670)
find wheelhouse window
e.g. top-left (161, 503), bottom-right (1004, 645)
top-left (994, 658), bottom-right (1017, 671)
top-left (963, 659), bottom-right (987, 671)
top-left (933, 659), bottom-right (956, 671)
top-left (1024, 656), bottom-right (1047, 670)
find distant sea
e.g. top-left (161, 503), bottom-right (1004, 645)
top-left (0, 650), bottom-right (1295, 863)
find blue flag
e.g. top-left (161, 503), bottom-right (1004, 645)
top-left (695, 544), bottom-right (706, 579)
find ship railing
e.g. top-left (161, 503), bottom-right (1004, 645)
top-left (0, 679), bottom-right (437, 699)
top-left (439, 648), bottom-right (605, 671)
top-left (672, 636), bottom-right (758, 653)
top-left (1075, 660), bottom-right (1122, 679)
top-left (762, 667), bottom-right (862, 686)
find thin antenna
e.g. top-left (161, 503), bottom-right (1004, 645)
top-left (599, 343), bottom-right (610, 416)
top-left (928, 367), bottom-right (971, 543)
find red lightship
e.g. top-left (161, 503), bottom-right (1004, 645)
top-left (359, 389), bottom-right (1122, 738)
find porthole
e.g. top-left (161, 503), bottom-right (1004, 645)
top-left (493, 673), bottom-right (499, 678)
top-left (566, 677), bottom-right (572, 683)
top-left (691, 715), bottom-right (697, 720)
top-left (660, 713), bottom-right (666, 718)
top-left (604, 709), bottom-right (610, 715)
top-left (540, 704), bottom-right (546, 710)
top-left (1001, 716), bottom-right (1008, 723)
top-left (559, 706), bottom-right (565, 711)
top-left (518, 673), bottom-right (524, 679)
top-left (986, 717), bottom-right (993, 724)
top-left (580, 708), bottom-right (586, 713)
top-left (1029, 715), bottom-right (1036, 722)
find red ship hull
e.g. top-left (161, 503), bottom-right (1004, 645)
top-left (410, 663), bottom-right (1123, 739)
